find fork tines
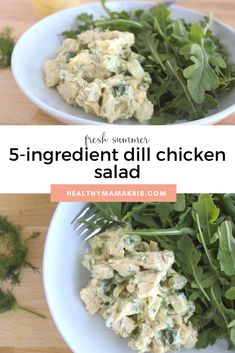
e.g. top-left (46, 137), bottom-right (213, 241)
top-left (72, 204), bottom-right (102, 241)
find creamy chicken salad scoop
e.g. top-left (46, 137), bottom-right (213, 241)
top-left (44, 29), bottom-right (154, 123)
top-left (80, 227), bottom-right (198, 353)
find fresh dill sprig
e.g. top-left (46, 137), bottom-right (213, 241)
top-left (0, 216), bottom-right (38, 285)
top-left (0, 288), bottom-right (46, 318)
top-left (0, 216), bottom-right (45, 318)
top-left (0, 27), bottom-right (15, 68)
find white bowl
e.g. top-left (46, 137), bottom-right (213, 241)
top-left (43, 202), bottom-right (228, 353)
top-left (12, 1), bottom-right (235, 125)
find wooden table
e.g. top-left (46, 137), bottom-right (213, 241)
top-left (0, 195), bottom-right (72, 353)
top-left (0, 0), bottom-right (235, 125)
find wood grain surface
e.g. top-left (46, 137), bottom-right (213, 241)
top-left (0, 195), bottom-right (72, 353)
top-left (0, 0), bottom-right (235, 125)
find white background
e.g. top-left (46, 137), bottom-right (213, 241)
top-left (0, 125), bottom-right (234, 193)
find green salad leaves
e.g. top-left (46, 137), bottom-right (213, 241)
top-left (80, 195), bottom-right (235, 349)
top-left (62, 0), bottom-right (235, 124)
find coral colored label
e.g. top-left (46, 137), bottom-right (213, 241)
top-left (51, 184), bottom-right (177, 202)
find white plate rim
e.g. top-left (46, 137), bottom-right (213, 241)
top-left (42, 202), bottom-right (83, 353)
top-left (43, 202), bottom-right (229, 353)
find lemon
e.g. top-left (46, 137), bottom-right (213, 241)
top-left (32, 0), bottom-right (81, 19)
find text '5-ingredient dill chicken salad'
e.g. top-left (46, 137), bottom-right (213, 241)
top-left (78, 195), bottom-right (235, 353)
top-left (44, 0), bottom-right (235, 124)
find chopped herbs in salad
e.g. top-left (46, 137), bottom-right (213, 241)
top-left (81, 227), bottom-right (198, 353)
top-left (58, 0), bottom-right (235, 124)
top-left (45, 30), bottom-right (154, 123)
top-left (78, 194), bottom-right (235, 350)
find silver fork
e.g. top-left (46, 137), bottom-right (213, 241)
top-left (72, 204), bottom-right (112, 241)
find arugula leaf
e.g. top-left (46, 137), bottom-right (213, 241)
top-left (93, 202), bottom-right (123, 222)
top-left (193, 194), bottom-right (220, 244)
top-left (132, 214), bottom-right (159, 228)
top-left (231, 326), bottom-right (235, 346)
top-left (171, 19), bottom-right (189, 43)
top-left (151, 3), bottom-right (171, 28)
top-left (176, 235), bottom-right (210, 300)
top-left (137, 31), bottom-right (166, 71)
top-left (196, 327), bottom-right (221, 349)
top-left (206, 46), bottom-right (226, 69)
top-left (191, 271), bottom-right (217, 289)
top-left (217, 220), bottom-right (235, 276)
top-left (209, 283), bottom-right (229, 328)
top-left (225, 287), bottom-right (235, 300)
top-left (173, 194), bottom-right (186, 212)
top-left (228, 320), bottom-right (235, 329)
top-left (165, 58), bottom-right (199, 117)
top-left (62, 14), bottom-right (94, 38)
top-left (190, 23), bottom-right (205, 44)
top-left (193, 196), bottom-right (224, 284)
top-left (180, 44), bottom-right (220, 103)
top-left (220, 194), bottom-right (235, 220)
top-left (155, 202), bottom-right (173, 225)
